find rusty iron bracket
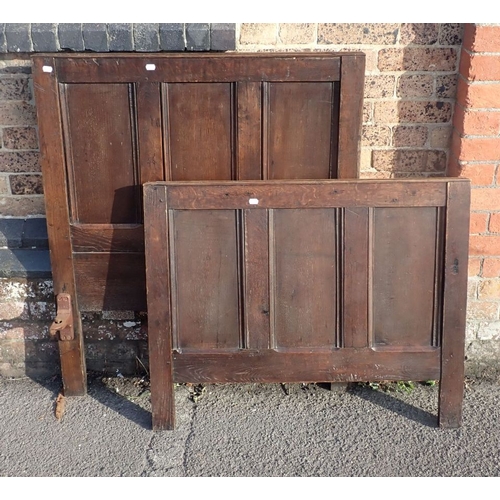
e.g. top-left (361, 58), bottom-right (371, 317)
top-left (49, 293), bottom-right (74, 341)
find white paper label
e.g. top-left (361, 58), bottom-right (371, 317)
top-left (249, 198), bottom-right (259, 205)
top-left (145, 64), bottom-right (156, 71)
top-left (42, 65), bottom-right (53, 73)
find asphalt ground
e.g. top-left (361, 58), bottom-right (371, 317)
top-left (1, 374), bottom-right (499, 477)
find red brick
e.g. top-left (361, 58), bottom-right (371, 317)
top-left (468, 257), bottom-right (482, 276)
top-left (374, 101), bottom-right (452, 124)
top-left (460, 51), bottom-right (500, 82)
top-left (453, 105), bottom-right (500, 136)
top-left (435, 74), bottom-right (458, 99)
top-left (452, 133), bottom-right (500, 162)
top-left (2, 127), bottom-right (38, 150)
top-left (470, 235), bottom-right (500, 256)
top-left (0, 101), bottom-right (37, 126)
top-left (457, 78), bottom-right (500, 109)
top-left (372, 150), bottom-right (446, 173)
top-left (0, 151), bottom-right (40, 173)
top-left (9, 174), bottom-right (43, 195)
top-left (364, 75), bottom-right (395, 99)
top-left (439, 24), bottom-right (464, 46)
top-left (471, 188), bottom-right (500, 210)
top-left (239, 24), bottom-right (277, 45)
top-left (467, 301), bottom-right (499, 320)
top-left (378, 47), bottom-right (457, 72)
top-left (399, 23), bottom-right (439, 45)
top-left (0, 77), bottom-right (31, 100)
top-left (478, 279), bottom-right (500, 299)
top-left (463, 25), bottom-right (500, 54)
top-left (470, 213), bottom-right (489, 234)
top-left (490, 213), bottom-right (500, 233)
top-left (396, 74), bottom-right (433, 98)
top-left (318, 23), bottom-right (399, 45)
top-left (0, 301), bottom-right (29, 320)
top-left (457, 164), bottom-right (496, 186)
top-left (483, 258), bottom-right (500, 277)
top-left (392, 126), bottom-right (428, 147)
top-left (278, 24), bottom-right (315, 44)
top-left (361, 125), bottom-right (391, 147)
top-left (430, 126), bottom-right (452, 148)
top-left (0, 196), bottom-right (45, 216)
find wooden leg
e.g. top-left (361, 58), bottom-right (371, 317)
top-left (438, 181), bottom-right (470, 429)
top-left (150, 356), bottom-right (175, 431)
top-left (144, 185), bottom-right (175, 430)
top-left (438, 372), bottom-right (464, 429)
top-left (59, 316), bottom-right (87, 397)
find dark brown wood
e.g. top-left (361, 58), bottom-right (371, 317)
top-left (165, 83), bottom-right (233, 181)
top-left (73, 253), bottom-right (146, 311)
top-left (144, 184), bottom-right (174, 430)
top-left (31, 52), bottom-right (366, 402)
top-left (173, 350), bottom-right (441, 383)
top-left (265, 83), bottom-right (334, 180)
top-left (271, 209), bottom-right (337, 349)
top-left (33, 57), bottom-right (86, 396)
top-left (60, 83), bottom-right (139, 224)
top-left (54, 54), bottom-right (342, 83)
top-left (71, 224), bottom-right (144, 253)
top-left (439, 181), bottom-right (471, 428)
top-left (169, 209), bottom-right (241, 350)
top-left (144, 178), bottom-right (470, 430)
top-left (164, 180), bottom-right (448, 209)
top-left (372, 207), bottom-right (441, 348)
top-left (338, 55), bottom-right (365, 179)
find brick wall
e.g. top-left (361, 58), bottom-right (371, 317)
top-left (448, 24), bottom-right (500, 366)
top-left (1, 23), bottom-right (499, 378)
top-left (0, 58), bottom-right (44, 216)
top-left (238, 23), bottom-right (463, 178)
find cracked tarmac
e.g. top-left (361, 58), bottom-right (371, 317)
top-left (1, 375), bottom-right (500, 476)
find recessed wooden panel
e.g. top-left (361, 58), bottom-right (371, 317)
top-left (170, 210), bottom-right (241, 350)
top-left (372, 207), bottom-right (441, 348)
top-left (266, 83), bottom-right (334, 180)
top-left (62, 83), bottom-right (139, 224)
top-left (271, 208), bottom-right (337, 349)
top-left (165, 83), bottom-right (233, 181)
top-left (74, 253), bottom-right (146, 311)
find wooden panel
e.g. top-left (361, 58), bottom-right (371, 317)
top-left (164, 180), bottom-right (448, 209)
top-left (173, 349), bottom-right (441, 384)
top-left (372, 207), bottom-right (440, 348)
top-left (74, 253), bottom-right (146, 311)
top-left (71, 224), bottom-right (144, 253)
top-left (271, 209), bottom-right (337, 349)
top-left (265, 82), bottom-right (334, 180)
top-left (32, 56), bottom-right (87, 396)
top-left (54, 55), bottom-right (342, 83)
top-left (61, 83), bottom-right (139, 224)
top-left (170, 210), bottom-right (241, 350)
top-left (165, 83), bottom-right (233, 181)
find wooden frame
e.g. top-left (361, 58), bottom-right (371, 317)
top-left (32, 53), bottom-right (365, 396)
top-left (144, 179), bottom-right (470, 430)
